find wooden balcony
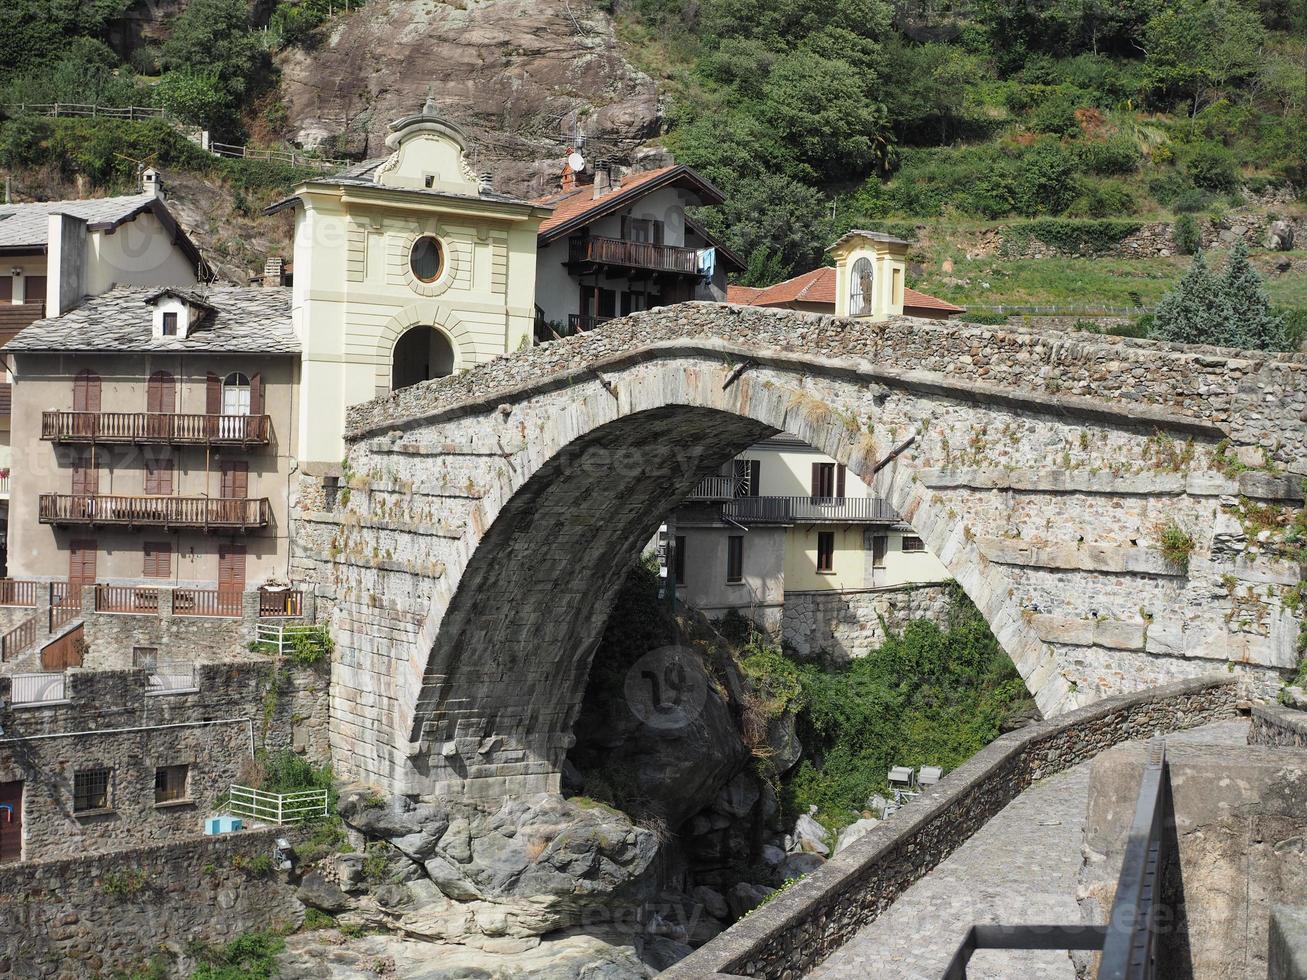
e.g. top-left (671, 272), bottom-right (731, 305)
top-left (721, 495), bottom-right (903, 524)
top-left (41, 411), bottom-right (271, 447)
top-left (567, 313), bottom-right (614, 334)
top-left (38, 494), bottom-right (270, 531)
top-left (568, 235), bottom-right (701, 275)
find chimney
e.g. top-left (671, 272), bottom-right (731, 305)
top-left (142, 167), bottom-right (163, 199)
top-left (560, 148), bottom-right (577, 192)
top-left (592, 160), bottom-right (612, 200)
top-left (478, 171), bottom-right (494, 195)
top-left (262, 256), bottom-right (286, 288)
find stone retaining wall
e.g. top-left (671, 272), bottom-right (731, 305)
top-left (780, 583), bottom-right (953, 662)
top-left (1249, 702), bottom-right (1307, 748)
top-left (661, 675), bottom-right (1240, 980)
top-left (0, 829), bottom-right (301, 976)
top-left (0, 662), bottom-right (328, 861)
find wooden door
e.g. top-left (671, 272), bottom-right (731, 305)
top-left (68, 540), bottom-right (97, 588)
top-left (72, 370), bottom-right (100, 413)
top-left (24, 276), bottom-right (46, 309)
top-left (71, 450), bottom-right (98, 498)
top-left (219, 460), bottom-right (248, 499)
top-left (0, 781), bottom-right (21, 864)
top-left (41, 624), bottom-right (84, 671)
top-left (218, 545), bottom-right (246, 615)
top-left (145, 371), bottom-right (175, 439)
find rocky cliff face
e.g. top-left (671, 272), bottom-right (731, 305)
top-left (277, 0), bottom-right (666, 199)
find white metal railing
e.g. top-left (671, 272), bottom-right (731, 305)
top-left (10, 672), bottom-right (66, 705)
top-left (227, 785), bottom-right (329, 825)
top-left (255, 622), bottom-right (326, 655)
top-left (147, 667), bottom-right (197, 694)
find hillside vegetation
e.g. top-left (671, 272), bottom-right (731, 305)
top-left (611, 0), bottom-right (1306, 285)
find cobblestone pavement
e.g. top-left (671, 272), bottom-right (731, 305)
top-left (810, 720), bottom-right (1249, 980)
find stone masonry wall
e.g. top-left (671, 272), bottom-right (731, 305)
top-left (293, 305), bottom-right (1302, 799)
top-left (781, 583), bottom-right (954, 662)
top-left (660, 676), bottom-right (1240, 980)
top-left (0, 661), bottom-right (328, 862)
top-left (1249, 703), bottom-right (1307, 748)
top-left (0, 829), bottom-right (301, 978)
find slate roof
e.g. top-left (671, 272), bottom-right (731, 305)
top-left (5, 285), bottom-right (299, 355)
top-left (0, 194), bottom-right (159, 248)
top-left (728, 266), bottom-right (965, 315)
top-left (264, 162), bottom-right (540, 215)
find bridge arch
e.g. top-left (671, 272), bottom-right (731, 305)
top-left (305, 305), bottom-right (1305, 799)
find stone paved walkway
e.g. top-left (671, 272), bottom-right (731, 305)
top-left (809, 720), bottom-right (1249, 980)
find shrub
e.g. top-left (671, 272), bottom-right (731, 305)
top-left (1075, 139), bottom-right (1140, 176)
top-left (963, 311), bottom-right (1010, 325)
top-left (287, 628), bottom-right (333, 667)
top-left (189, 930), bottom-right (285, 980)
top-left (1158, 522), bottom-right (1195, 569)
top-left (1002, 219), bottom-right (1142, 254)
top-left (1170, 187), bottom-right (1214, 213)
top-left (1064, 180), bottom-right (1136, 218)
top-left (1281, 309), bottom-right (1307, 352)
top-left (1172, 213), bottom-right (1201, 254)
top-left (1181, 142), bottom-right (1239, 192)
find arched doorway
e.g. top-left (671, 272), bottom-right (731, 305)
top-left (392, 326), bottom-right (455, 391)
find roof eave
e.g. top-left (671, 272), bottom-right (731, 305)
top-left (537, 165), bottom-right (726, 244)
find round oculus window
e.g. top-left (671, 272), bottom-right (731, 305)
top-left (410, 236), bottom-right (445, 283)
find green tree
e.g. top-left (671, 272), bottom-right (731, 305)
top-left (160, 0), bottom-right (263, 135)
top-left (1142, 0), bottom-right (1268, 115)
top-left (1220, 241), bottom-right (1287, 350)
top-left (1151, 251), bottom-right (1237, 345)
top-left (695, 173), bottom-right (832, 282)
top-left (153, 70), bottom-right (238, 131)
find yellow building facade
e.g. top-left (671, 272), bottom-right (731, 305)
top-left (273, 101), bottom-right (552, 464)
top-left (830, 229), bottom-right (911, 321)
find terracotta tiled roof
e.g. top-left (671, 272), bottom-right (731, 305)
top-left (902, 287), bottom-right (965, 314)
top-left (535, 165), bottom-right (681, 237)
top-left (726, 285), bottom-right (765, 304)
top-left (732, 266), bottom-right (965, 315)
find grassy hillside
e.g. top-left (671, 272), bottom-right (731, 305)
top-left (611, 0), bottom-right (1306, 293)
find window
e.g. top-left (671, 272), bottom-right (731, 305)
top-left (73, 768), bottom-right (110, 813)
top-left (673, 535), bottom-right (686, 586)
top-left (142, 542), bottom-right (171, 579)
top-left (902, 535), bottom-right (926, 552)
top-left (872, 534), bottom-right (888, 568)
top-left (811, 462), bottom-right (845, 498)
top-left (162, 311), bottom-right (178, 336)
top-left (734, 459), bottom-right (761, 497)
top-left (154, 765), bottom-right (189, 804)
top-left (409, 236), bottom-right (444, 283)
top-left (817, 531), bottom-right (836, 573)
top-left (132, 646), bottom-right (158, 671)
top-left (726, 535), bottom-right (744, 583)
top-left (221, 373), bottom-right (251, 416)
top-left (850, 257), bottom-right (874, 316)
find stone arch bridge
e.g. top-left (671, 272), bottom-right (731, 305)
top-left (290, 304), bottom-right (1306, 798)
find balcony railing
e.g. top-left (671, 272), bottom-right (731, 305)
top-left (722, 495), bottom-right (902, 524)
top-left (49, 582), bottom-right (79, 631)
top-left (95, 584), bottom-right (162, 614)
top-left (41, 412), bottom-right (271, 446)
top-left (569, 235), bottom-right (701, 275)
top-left (687, 474), bottom-right (741, 501)
top-left (258, 589), bottom-right (303, 619)
top-left (0, 580), bottom-right (40, 607)
top-left (38, 494), bottom-right (271, 531)
top-left (0, 615), bottom-right (38, 661)
top-left (567, 313), bottom-right (614, 334)
top-left (172, 588), bottom-right (243, 618)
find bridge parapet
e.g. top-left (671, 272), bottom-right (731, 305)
top-left (660, 675), bottom-right (1240, 980)
top-left (347, 304), bottom-right (1307, 468)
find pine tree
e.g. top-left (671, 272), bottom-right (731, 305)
top-left (1219, 241), bottom-right (1287, 351)
top-left (1151, 252), bottom-right (1236, 346)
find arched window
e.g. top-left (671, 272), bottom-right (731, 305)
top-left (222, 373), bottom-right (251, 416)
top-left (146, 371), bottom-right (176, 414)
top-left (72, 369), bottom-right (100, 413)
top-left (392, 327), bottom-right (455, 391)
top-left (849, 257), bottom-right (874, 317)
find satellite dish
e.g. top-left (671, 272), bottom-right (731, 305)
top-left (567, 151), bottom-right (586, 173)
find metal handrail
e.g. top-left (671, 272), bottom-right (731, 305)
top-left (943, 740), bottom-right (1172, 980)
top-left (722, 495), bottom-right (902, 524)
top-left (227, 785), bottom-right (329, 825)
top-left (687, 474), bottom-right (740, 500)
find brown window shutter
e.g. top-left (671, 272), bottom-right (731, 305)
top-left (811, 462), bottom-right (821, 497)
top-left (206, 373), bottom-right (221, 414)
top-left (143, 541), bottom-right (171, 578)
top-left (837, 464), bottom-right (846, 498)
top-left (221, 460), bottom-right (248, 499)
top-left (249, 372), bottom-right (264, 416)
top-left (73, 370), bottom-right (101, 413)
top-left (147, 457), bottom-right (174, 496)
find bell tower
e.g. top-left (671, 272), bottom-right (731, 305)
top-left (275, 101), bottom-right (553, 464)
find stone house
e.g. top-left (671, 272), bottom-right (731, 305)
top-left (0, 173), bottom-right (203, 572)
top-left (532, 161), bottom-right (744, 336)
top-left (4, 286), bottom-right (300, 591)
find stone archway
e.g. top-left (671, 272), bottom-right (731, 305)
top-left (299, 305), bottom-right (1305, 800)
top-left (371, 302), bottom-right (472, 396)
top-left (392, 326), bottom-right (456, 391)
